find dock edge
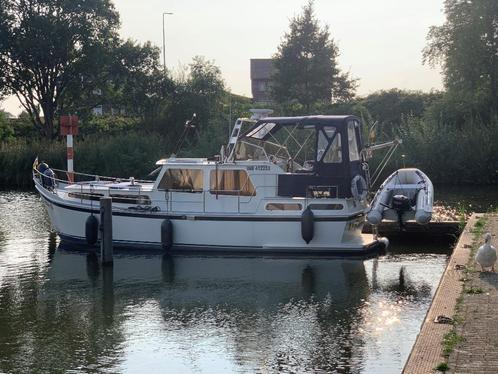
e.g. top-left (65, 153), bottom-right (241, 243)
top-left (403, 214), bottom-right (480, 373)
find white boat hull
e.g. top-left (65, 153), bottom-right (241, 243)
top-left (37, 184), bottom-right (384, 255)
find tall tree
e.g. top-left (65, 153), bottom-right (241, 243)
top-left (424, 0), bottom-right (498, 117)
top-left (63, 40), bottom-right (172, 122)
top-left (168, 56), bottom-right (225, 133)
top-left (0, 0), bottom-right (119, 139)
top-left (271, 1), bottom-right (357, 112)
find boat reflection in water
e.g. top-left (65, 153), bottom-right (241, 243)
top-left (42, 244), bottom-right (371, 373)
top-left (0, 192), bottom-right (451, 374)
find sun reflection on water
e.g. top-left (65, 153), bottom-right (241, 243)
top-left (0, 192), bottom-right (449, 374)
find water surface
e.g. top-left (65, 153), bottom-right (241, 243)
top-left (0, 191), bottom-right (451, 373)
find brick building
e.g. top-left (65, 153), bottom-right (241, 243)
top-left (250, 59), bottom-right (274, 104)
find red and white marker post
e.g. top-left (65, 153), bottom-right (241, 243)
top-left (60, 115), bottom-right (79, 183)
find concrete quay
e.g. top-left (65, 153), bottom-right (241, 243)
top-left (403, 214), bottom-right (492, 373)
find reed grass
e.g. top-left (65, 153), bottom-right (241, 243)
top-left (1, 115), bottom-right (497, 189)
top-left (399, 117), bottom-right (498, 184)
top-left (0, 132), bottom-right (170, 188)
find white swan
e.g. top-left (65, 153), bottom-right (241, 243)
top-left (476, 233), bottom-right (496, 272)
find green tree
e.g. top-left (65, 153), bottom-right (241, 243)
top-left (360, 89), bottom-right (442, 137)
top-left (271, 1), bottom-right (357, 112)
top-left (0, 110), bottom-right (14, 141)
top-left (0, 0), bottom-right (119, 139)
top-left (166, 56), bottom-right (225, 135)
top-left (63, 40), bottom-right (172, 124)
top-left (11, 110), bottom-right (38, 138)
top-left (424, 0), bottom-right (498, 117)
top-left (111, 41), bottom-right (171, 120)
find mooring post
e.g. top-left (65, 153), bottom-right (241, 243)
top-left (100, 197), bottom-right (113, 266)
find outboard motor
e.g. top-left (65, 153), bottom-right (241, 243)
top-left (392, 194), bottom-right (412, 230)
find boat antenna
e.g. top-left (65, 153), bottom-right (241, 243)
top-left (172, 113), bottom-right (197, 156)
top-left (367, 121), bottom-right (379, 144)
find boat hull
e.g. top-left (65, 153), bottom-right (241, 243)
top-left (37, 185), bottom-right (385, 255)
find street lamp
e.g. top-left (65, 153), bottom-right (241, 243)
top-left (162, 12), bottom-right (173, 72)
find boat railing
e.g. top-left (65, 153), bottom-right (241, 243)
top-left (34, 168), bottom-right (342, 214)
top-left (49, 168), bottom-right (154, 184)
top-left (34, 167), bottom-right (154, 186)
top-left (33, 166), bottom-right (270, 212)
top-left (33, 167), bottom-right (155, 206)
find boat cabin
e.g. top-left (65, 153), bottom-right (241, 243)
top-left (235, 115), bottom-right (367, 199)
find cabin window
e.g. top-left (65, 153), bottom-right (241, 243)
top-left (317, 126), bottom-right (342, 163)
top-left (110, 194), bottom-right (151, 205)
top-left (245, 122), bottom-right (276, 139)
top-left (68, 192), bottom-right (151, 205)
top-left (210, 170), bottom-right (256, 196)
top-left (266, 203), bottom-right (303, 211)
top-left (68, 192), bottom-right (103, 201)
top-left (323, 133), bottom-right (342, 163)
top-left (308, 203), bottom-right (344, 210)
top-left (158, 169), bottom-right (204, 192)
top-left (235, 141), bottom-right (267, 161)
top-left (348, 121), bottom-right (360, 161)
top-left (317, 130), bottom-right (329, 161)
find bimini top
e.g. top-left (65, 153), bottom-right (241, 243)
top-left (240, 115), bottom-right (360, 141)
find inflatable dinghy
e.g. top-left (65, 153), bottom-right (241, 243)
top-left (367, 168), bottom-right (433, 226)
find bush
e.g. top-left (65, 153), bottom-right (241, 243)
top-left (0, 132), bottom-right (171, 188)
top-left (80, 115), bottom-right (142, 136)
top-left (0, 111), bottom-right (15, 142)
top-left (399, 116), bottom-right (498, 184)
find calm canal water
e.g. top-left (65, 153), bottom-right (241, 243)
top-left (0, 189), bottom-right (490, 374)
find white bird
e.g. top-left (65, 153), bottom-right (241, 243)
top-left (476, 233), bottom-right (497, 272)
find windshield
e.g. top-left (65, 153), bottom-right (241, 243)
top-left (235, 123), bottom-right (318, 172)
top-left (245, 123), bottom-right (277, 139)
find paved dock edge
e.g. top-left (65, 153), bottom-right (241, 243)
top-left (403, 214), bottom-right (480, 373)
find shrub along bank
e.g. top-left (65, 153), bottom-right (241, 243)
top-left (0, 132), bottom-right (169, 188)
top-left (1, 113), bottom-right (498, 189)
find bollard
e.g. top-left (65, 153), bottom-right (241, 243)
top-left (100, 197), bottom-right (113, 266)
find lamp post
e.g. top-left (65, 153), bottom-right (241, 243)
top-left (162, 12), bottom-right (173, 72)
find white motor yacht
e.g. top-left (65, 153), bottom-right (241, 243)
top-left (34, 112), bottom-right (388, 255)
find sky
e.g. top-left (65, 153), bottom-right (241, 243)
top-left (1, 0), bottom-right (446, 115)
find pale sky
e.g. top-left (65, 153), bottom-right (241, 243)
top-left (1, 0), bottom-right (445, 115)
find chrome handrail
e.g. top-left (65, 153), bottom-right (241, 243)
top-left (34, 168), bottom-right (346, 215)
top-left (49, 167), bottom-right (154, 184)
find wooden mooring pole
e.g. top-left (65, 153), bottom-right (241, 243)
top-left (100, 197), bottom-right (113, 266)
